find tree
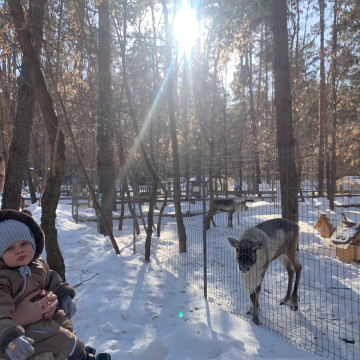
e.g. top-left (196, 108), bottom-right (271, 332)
top-left (329, 0), bottom-right (338, 210)
top-left (204, 46), bottom-right (221, 230)
top-left (271, 0), bottom-right (298, 221)
top-left (7, 0), bottom-right (67, 279)
top-left (118, 0), bottom-right (166, 260)
top-left (162, 0), bottom-right (186, 252)
top-left (318, 0), bottom-right (326, 196)
top-left (246, 41), bottom-right (261, 196)
top-left (96, 0), bottom-right (116, 236)
top-left (2, 0), bottom-right (45, 210)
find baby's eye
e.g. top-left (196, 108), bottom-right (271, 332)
top-left (5, 245), bottom-right (14, 252)
top-left (21, 241), bottom-right (29, 247)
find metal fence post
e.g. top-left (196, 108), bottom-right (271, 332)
top-left (202, 174), bottom-right (207, 299)
top-left (133, 186), bottom-right (136, 255)
top-left (71, 179), bottom-right (79, 224)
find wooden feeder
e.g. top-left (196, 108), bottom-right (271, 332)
top-left (315, 213), bottom-right (348, 238)
top-left (330, 221), bottom-right (360, 262)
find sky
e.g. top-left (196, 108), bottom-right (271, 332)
top-left (17, 201), bottom-right (333, 360)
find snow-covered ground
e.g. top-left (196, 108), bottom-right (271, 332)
top-left (16, 193), bottom-right (360, 359)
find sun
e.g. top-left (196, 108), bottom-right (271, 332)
top-left (173, 1), bottom-right (199, 57)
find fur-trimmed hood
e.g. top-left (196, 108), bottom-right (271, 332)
top-left (0, 209), bottom-right (44, 264)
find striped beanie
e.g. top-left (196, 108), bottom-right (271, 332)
top-left (0, 219), bottom-right (36, 258)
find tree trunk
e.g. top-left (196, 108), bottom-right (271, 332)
top-left (223, 86), bottom-right (228, 198)
top-left (318, 0), bottom-right (326, 197)
top-left (247, 45), bottom-right (261, 197)
top-left (204, 47), bottom-right (221, 230)
top-left (2, 0), bottom-right (45, 210)
top-left (182, 69), bottom-right (191, 202)
top-left (119, 0), bottom-right (162, 259)
top-left (125, 180), bottom-right (140, 235)
top-left (118, 178), bottom-right (126, 231)
top-left (7, 0), bottom-right (67, 279)
top-left (26, 167), bottom-right (37, 204)
top-left (97, 0), bottom-right (116, 236)
top-left (271, 0), bottom-right (298, 222)
top-left (145, 177), bottom-right (158, 261)
top-left (162, 0), bottom-right (186, 252)
top-left (205, 137), bottom-right (215, 230)
top-left (329, 0), bottom-right (338, 210)
top-left (293, 0), bottom-right (304, 202)
top-left (157, 190), bottom-right (168, 238)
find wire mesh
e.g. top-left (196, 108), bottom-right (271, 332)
top-left (150, 155), bottom-right (360, 360)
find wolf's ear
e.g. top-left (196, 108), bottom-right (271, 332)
top-left (228, 238), bottom-right (238, 247)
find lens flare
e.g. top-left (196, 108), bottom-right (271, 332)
top-left (173, 1), bottom-right (199, 57)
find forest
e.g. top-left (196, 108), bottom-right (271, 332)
top-left (0, 1), bottom-right (359, 273)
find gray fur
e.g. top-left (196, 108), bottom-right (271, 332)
top-left (210, 199), bottom-right (248, 227)
top-left (228, 218), bottom-right (302, 325)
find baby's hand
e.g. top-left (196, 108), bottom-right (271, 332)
top-left (13, 290), bottom-right (58, 326)
top-left (30, 289), bottom-right (46, 302)
top-left (61, 295), bottom-right (77, 318)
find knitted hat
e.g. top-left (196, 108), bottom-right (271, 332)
top-left (0, 219), bottom-right (36, 258)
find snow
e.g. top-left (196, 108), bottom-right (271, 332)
top-left (19, 201), bottom-right (330, 360)
top-left (331, 221), bottom-right (359, 248)
top-left (338, 176), bottom-right (360, 185)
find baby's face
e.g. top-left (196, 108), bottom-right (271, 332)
top-left (2, 240), bottom-right (35, 268)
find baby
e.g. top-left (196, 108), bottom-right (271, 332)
top-left (0, 209), bottom-right (111, 360)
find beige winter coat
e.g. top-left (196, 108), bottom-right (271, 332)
top-left (0, 210), bottom-right (79, 360)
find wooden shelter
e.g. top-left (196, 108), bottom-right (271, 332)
top-left (336, 176), bottom-right (360, 193)
top-left (315, 213), bottom-right (348, 238)
top-left (330, 221), bottom-right (360, 262)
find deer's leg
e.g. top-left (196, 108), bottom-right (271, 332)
top-left (250, 285), bottom-right (261, 325)
top-left (228, 210), bottom-right (234, 227)
top-left (210, 214), bottom-right (217, 227)
top-left (279, 255), bottom-right (295, 306)
top-left (290, 255), bottom-right (302, 311)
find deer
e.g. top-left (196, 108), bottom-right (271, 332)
top-left (207, 199), bottom-right (248, 229)
top-left (228, 218), bottom-right (302, 325)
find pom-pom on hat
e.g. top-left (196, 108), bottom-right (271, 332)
top-left (0, 219), bottom-right (36, 258)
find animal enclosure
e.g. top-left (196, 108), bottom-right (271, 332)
top-left (144, 155), bottom-right (360, 360)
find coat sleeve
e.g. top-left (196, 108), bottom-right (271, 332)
top-left (40, 259), bottom-right (76, 302)
top-left (0, 275), bottom-right (25, 354)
